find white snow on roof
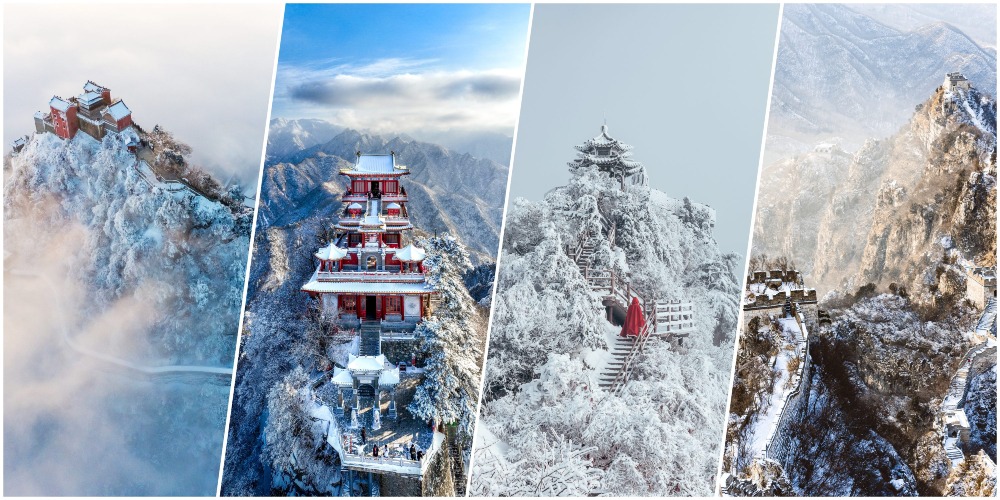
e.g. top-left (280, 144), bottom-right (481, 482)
top-left (331, 368), bottom-right (355, 386)
top-left (34, 111), bottom-right (48, 120)
top-left (394, 244), bottom-right (426, 262)
top-left (83, 81), bottom-right (107, 92)
top-left (386, 202), bottom-right (401, 210)
top-left (78, 91), bottom-right (103, 105)
top-left (315, 242), bottom-right (348, 261)
top-left (344, 154), bottom-right (408, 175)
top-left (302, 272), bottom-right (435, 294)
top-left (49, 97), bottom-right (72, 112)
top-left (105, 100), bottom-right (131, 120)
top-left (12, 138), bottom-right (25, 147)
top-left (348, 354), bottom-right (386, 372)
top-left (348, 202), bottom-right (363, 210)
top-left (379, 367), bottom-right (400, 386)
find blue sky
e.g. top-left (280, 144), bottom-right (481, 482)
top-left (272, 4), bottom-right (530, 136)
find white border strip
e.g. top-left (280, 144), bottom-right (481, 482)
top-left (464, 4), bottom-right (535, 497)
top-left (215, 3), bottom-right (286, 495)
top-left (714, 3), bottom-right (784, 495)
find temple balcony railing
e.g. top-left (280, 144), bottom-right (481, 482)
top-left (340, 431), bottom-right (444, 477)
top-left (315, 269), bottom-right (426, 283)
top-left (342, 193), bottom-right (408, 203)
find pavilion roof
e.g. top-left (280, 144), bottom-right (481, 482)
top-left (315, 242), bottom-right (349, 261)
top-left (394, 244), bottom-right (426, 262)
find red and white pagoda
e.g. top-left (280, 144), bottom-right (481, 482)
top-left (302, 152), bottom-right (436, 328)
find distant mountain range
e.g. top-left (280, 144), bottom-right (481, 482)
top-left (266, 118), bottom-right (513, 167)
top-left (261, 127), bottom-right (509, 262)
top-left (767, 4), bottom-right (996, 160)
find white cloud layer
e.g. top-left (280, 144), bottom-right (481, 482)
top-left (273, 60), bottom-right (523, 136)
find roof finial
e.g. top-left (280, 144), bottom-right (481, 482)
top-left (601, 115), bottom-right (608, 134)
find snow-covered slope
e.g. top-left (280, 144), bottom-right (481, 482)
top-left (472, 168), bottom-right (741, 496)
top-left (4, 130), bottom-right (250, 495)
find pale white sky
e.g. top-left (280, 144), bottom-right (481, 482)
top-left (4, 4), bottom-right (282, 188)
top-left (510, 4), bottom-right (780, 256)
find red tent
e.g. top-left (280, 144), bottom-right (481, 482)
top-left (620, 297), bottom-right (646, 337)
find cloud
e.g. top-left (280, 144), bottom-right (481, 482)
top-left (290, 71), bottom-right (521, 106)
top-left (3, 202), bottom-right (227, 495)
top-left (273, 60), bottom-right (523, 136)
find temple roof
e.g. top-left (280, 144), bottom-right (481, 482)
top-left (573, 124), bottom-right (634, 153)
top-left (331, 367), bottom-right (355, 386)
top-left (568, 123), bottom-right (645, 178)
top-left (315, 242), bottom-right (349, 261)
top-left (105, 100), bottom-right (131, 121)
top-left (348, 354), bottom-right (386, 372)
top-left (340, 153), bottom-right (409, 176)
top-left (78, 91), bottom-right (104, 106)
top-left (394, 244), bottom-right (426, 262)
top-left (83, 80), bottom-right (108, 93)
top-left (302, 270), bottom-right (435, 294)
top-left (49, 97), bottom-right (73, 112)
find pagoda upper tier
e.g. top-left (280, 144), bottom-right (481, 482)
top-left (337, 153), bottom-right (413, 235)
top-left (341, 152), bottom-right (410, 204)
top-left (568, 124), bottom-right (645, 185)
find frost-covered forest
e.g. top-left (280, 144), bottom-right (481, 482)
top-left (471, 167), bottom-right (741, 496)
top-left (4, 130), bottom-right (251, 495)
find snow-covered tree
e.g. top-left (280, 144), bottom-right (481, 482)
top-left (408, 236), bottom-right (486, 447)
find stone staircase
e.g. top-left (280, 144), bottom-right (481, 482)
top-left (444, 426), bottom-right (466, 496)
top-left (449, 440), bottom-right (466, 496)
top-left (944, 442), bottom-right (966, 462)
top-left (359, 322), bottom-right (381, 356)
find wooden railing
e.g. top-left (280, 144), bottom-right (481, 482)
top-left (608, 306), bottom-right (658, 395)
top-left (565, 207), bottom-right (664, 393)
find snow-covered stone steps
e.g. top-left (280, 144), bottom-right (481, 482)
top-left (945, 445), bottom-right (965, 461)
top-left (598, 336), bottom-right (635, 391)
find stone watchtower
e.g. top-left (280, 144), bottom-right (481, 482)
top-left (944, 72), bottom-right (972, 91)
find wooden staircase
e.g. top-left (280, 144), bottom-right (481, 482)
top-left (568, 217), bottom-right (657, 394)
top-left (598, 336), bottom-right (636, 390)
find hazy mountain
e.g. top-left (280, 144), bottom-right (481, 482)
top-left (848, 4), bottom-right (997, 49)
top-left (265, 118), bottom-right (343, 164)
top-left (266, 118), bottom-right (513, 168)
top-left (259, 128), bottom-right (508, 262)
top-left (768, 4), bottom-right (996, 160)
top-left (755, 79), bottom-right (996, 294)
top-left (429, 130), bottom-right (514, 167)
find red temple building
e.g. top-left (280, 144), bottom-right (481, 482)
top-left (35, 81), bottom-right (133, 141)
top-left (302, 152), bottom-right (435, 328)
